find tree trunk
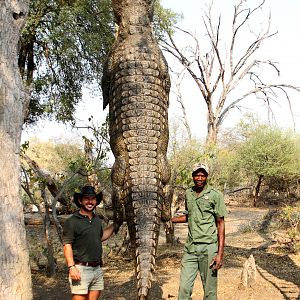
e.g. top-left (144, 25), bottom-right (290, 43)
top-left (41, 185), bottom-right (57, 277)
top-left (164, 221), bottom-right (176, 244)
top-left (163, 183), bottom-right (176, 244)
top-left (206, 127), bottom-right (218, 146)
top-left (206, 110), bottom-right (218, 146)
top-left (0, 1), bottom-right (32, 299)
top-left (253, 175), bottom-right (264, 207)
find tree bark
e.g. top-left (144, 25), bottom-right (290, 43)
top-left (41, 184), bottom-right (56, 277)
top-left (253, 175), bottom-right (264, 207)
top-left (163, 181), bottom-right (176, 244)
top-left (206, 121), bottom-right (218, 146)
top-left (0, 1), bottom-right (32, 299)
top-left (164, 221), bottom-right (176, 244)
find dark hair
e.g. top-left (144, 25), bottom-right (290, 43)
top-left (192, 168), bottom-right (208, 177)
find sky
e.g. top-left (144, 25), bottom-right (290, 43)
top-left (161, 0), bottom-right (300, 137)
top-left (22, 0), bottom-right (300, 143)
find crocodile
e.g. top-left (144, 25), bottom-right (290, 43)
top-left (101, 0), bottom-right (171, 298)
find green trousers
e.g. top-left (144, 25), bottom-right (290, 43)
top-left (178, 243), bottom-right (218, 300)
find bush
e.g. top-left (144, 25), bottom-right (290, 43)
top-left (280, 204), bottom-right (300, 253)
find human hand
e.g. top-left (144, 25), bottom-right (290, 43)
top-left (69, 266), bottom-right (81, 281)
top-left (209, 255), bottom-right (223, 270)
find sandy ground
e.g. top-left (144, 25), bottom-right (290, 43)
top-left (31, 206), bottom-right (300, 300)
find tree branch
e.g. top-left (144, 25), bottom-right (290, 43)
top-left (21, 154), bottom-right (69, 206)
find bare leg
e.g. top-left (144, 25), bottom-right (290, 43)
top-left (88, 290), bottom-right (101, 300)
top-left (72, 294), bottom-right (88, 300)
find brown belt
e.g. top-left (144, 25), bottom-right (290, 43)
top-left (75, 261), bottom-right (101, 267)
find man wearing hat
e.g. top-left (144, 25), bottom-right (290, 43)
top-left (172, 164), bottom-right (227, 300)
top-left (63, 185), bottom-right (119, 300)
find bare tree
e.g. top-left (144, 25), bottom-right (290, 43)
top-left (161, 0), bottom-right (300, 145)
top-left (171, 70), bottom-right (192, 141)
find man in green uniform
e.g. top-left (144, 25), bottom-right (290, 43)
top-left (172, 164), bottom-right (227, 300)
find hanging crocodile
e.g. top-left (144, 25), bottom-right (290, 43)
top-left (101, 0), bottom-right (171, 298)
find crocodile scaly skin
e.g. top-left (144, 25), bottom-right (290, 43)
top-left (102, 0), bottom-right (171, 298)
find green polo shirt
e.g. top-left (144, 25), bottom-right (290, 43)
top-left (184, 184), bottom-right (227, 252)
top-left (63, 211), bottom-right (103, 262)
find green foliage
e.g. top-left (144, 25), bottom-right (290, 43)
top-left (21, 138), bottom-right (86, 206)
top-left (168, 115), bottom-right (300, 202)
top-left (208, 146), bottom-right (242, 191)
top-left (168, 138), bottom-right (205, 188)
top-left (25, 138), bottom-right (83, 175)
top-left (168, 120), bottom-right (243, 191)
top-left (21, 116), bottom-right (112, 209)
top-left (84, 114), bottom-right (111, 163)
top-left (153, 0), bottom-right (182, 41)
top-left (236, 126), bottom-right (299, 180)
top-left (21, 0), bottom-right (179, 124)
top-left (20, 0), bottom-right (114, 123)
top-left (280, 204), bottom-right (300, 252)
top-left (20, 141), bottom-right (30, 155)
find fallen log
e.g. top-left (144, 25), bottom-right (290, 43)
top-left (24, 213), bottom-right (70, 226)
top-left (24, 210), bottom-right (114, 226)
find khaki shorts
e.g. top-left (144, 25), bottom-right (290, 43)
top-left (69, 265), bottom-right (104, 295)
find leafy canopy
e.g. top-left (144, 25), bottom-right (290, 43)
top-left (20, 0), bottom-right (114, 123)
top-left (237, 126), bottom-right (300, 179)
top-left (20, 0), bottom-right (179, 124)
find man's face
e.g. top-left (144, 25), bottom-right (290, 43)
top-left (79, 195), bottom-right (97, 212)
top-left (192, 170), bottom-right (208, 188)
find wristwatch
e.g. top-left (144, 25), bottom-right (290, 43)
top-left (68, 265), bottom-right (76, 270)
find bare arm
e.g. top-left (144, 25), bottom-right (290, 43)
top-left (210, 216), bottom-right (225, 270)
top-left (63, 244), bottom-right (80, 280)
top-left (171, 214), bottom-right (188, 223)
top-left (63, 243), bottom-right (75, 267)
top-left (101, 224), bottom-right (114, 241)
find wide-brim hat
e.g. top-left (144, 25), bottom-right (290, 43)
top-left (73, 185), bottom-right (103, 208)
top-left (192, 163), bottom-right (209, 176)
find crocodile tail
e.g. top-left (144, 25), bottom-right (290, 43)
top-left (125, 190), bottom-right (162, 299)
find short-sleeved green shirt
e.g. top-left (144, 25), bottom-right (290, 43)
top-left (184, 184), bottom-right (227, 253)
top-left (62, 211), bottom-right (103, 262)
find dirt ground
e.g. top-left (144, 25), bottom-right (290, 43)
top-left (30, 205), bottom-right (300, 300)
